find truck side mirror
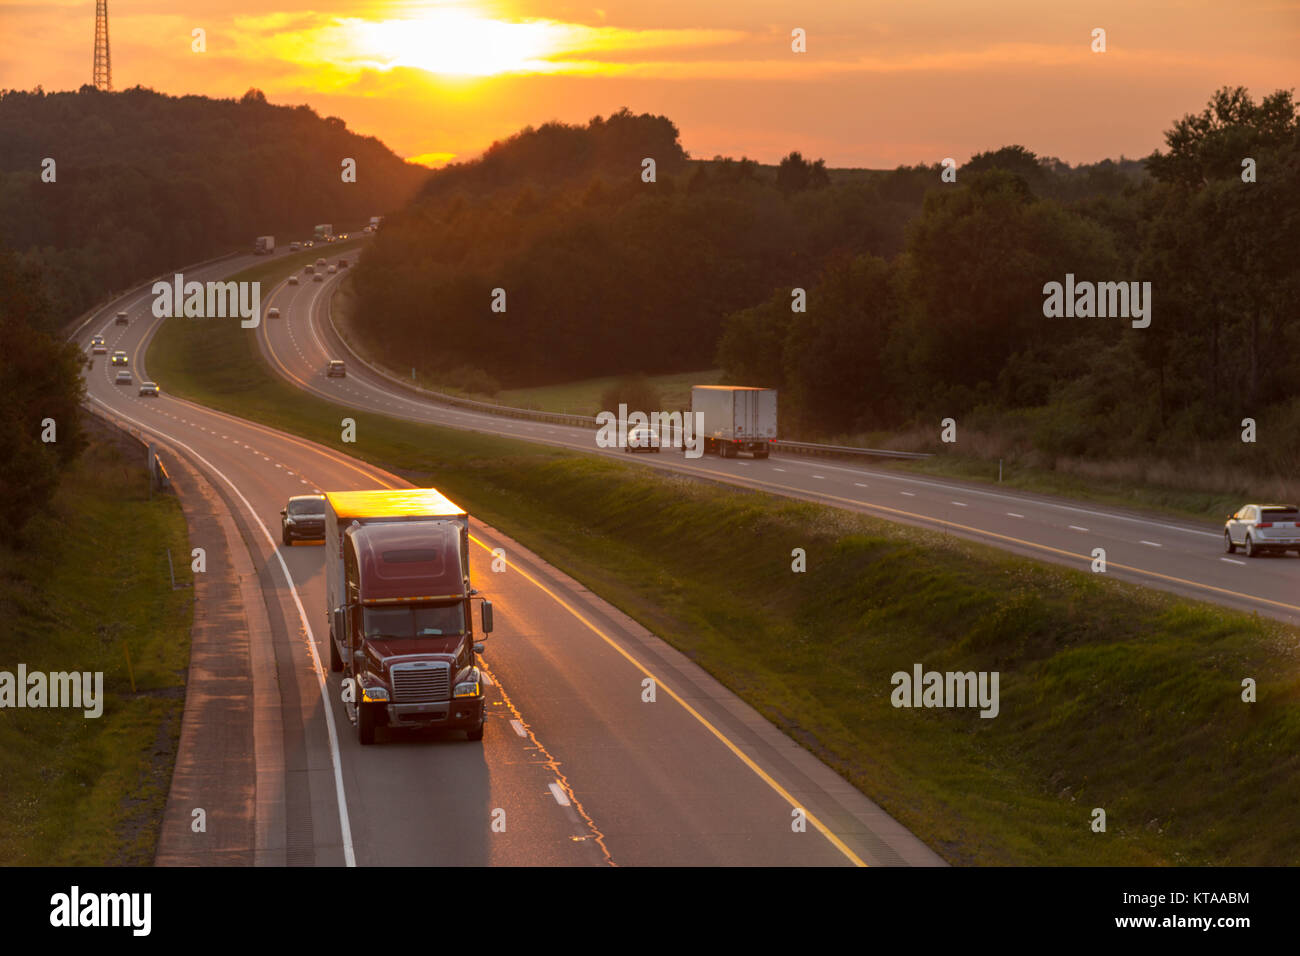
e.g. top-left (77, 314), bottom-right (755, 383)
top-left (281, 509), bottom-right (287, 516)
top-left (332, 607), bottom-right (345, 643)
top-left (473, 643), bottom-right (485, 655)
top-left (480, 600), bottom-right (493, 634)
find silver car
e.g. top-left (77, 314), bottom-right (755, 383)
top-left (1224, 504), bottom-right (1300, 557)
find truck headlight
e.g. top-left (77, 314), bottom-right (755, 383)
top-left (454, 668), bottom-right (481, 698)
top-left (361, 685), bottom-right (389, 702)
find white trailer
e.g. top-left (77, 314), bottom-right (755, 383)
top-left (691, 385), bottom-right (777, 458)
top-left (254, 235), bottom-right (275, 254)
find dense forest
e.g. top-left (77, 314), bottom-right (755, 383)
top-left (349, 108), bottom-right (1146, 390)
top-left (352, 90), bottom-right (1297, 463)
top-left (0, 86), bottom-right (429, 330)
top-left (720, 87), bottom-right (1299, 455)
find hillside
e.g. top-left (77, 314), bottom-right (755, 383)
top-left (349, 109), bottom-right (1150, 391)
top-left (0, 85), bottom-right (430, 329)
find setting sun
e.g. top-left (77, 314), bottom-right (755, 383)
top-left (349, 11), bottom-right (565, 76)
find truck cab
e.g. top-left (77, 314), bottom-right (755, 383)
top-left (324, 490), bottom-right (492, 744)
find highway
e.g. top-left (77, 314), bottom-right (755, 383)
top-left (78, 253), bottom-right (942, 867)
top-left (260, 256), bottom-right (1300, 628)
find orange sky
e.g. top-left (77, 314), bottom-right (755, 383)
top-left (2, 0), bottom-right (1297, 168)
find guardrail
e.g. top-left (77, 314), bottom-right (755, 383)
top-left (64, 250), bottom-right (244, 344)
top-left (323, 292), bottom-right (932, 462)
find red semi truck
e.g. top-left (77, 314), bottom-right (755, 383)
top-left (324, 489), bottom-right (493, 744)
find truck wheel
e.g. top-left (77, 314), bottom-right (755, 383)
top-left (358, 702), bottom-right (376, 745)
top-left (282, 527), bottom-right (291, 546)
top-left (329, 634), bottom-right (343, 672)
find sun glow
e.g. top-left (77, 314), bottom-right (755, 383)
top-left (350, 11), bottom-right (564, 76)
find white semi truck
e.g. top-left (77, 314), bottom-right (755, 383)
top-left (691, 385), bottom-right (777, 459)
top-left (254, 235), bottom-right (275, 254)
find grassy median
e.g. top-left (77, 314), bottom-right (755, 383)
top-left (146, 260), bottom-right (1300, 865)
top-left (0, 416), bottom-right (193, 865)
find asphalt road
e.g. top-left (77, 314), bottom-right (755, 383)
top-left (260, 257), bottom-right (1300, 628)
top-left (78, 253), bottom-right (942, 866)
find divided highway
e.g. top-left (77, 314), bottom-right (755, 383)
top-left (262, 261), bottom-right (1300, 628)
top-left (78, 254), bottom-right (942, 866)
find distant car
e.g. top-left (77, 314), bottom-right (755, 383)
top-left (91, 336), bottom-right (107, 354)
top-left (290, 241), bottom-right (301, 252)
top-left (138, 381), bottom-right (159, 397)
top-left (114, 311), bottom-right (129, 325)
top-left (625, 425), bottom-right (661, 453)
top-left (110, 351), bottom-right (128, 367)
top-left (316, 258), bottom-right (326, 267)
top-left (364, 225), bottom-right (374, 233)
top-left (1225, 504), bottom-right (1300, 557)
top-left (337, 258), bottom-right (348, 269)
top-left (338, 233), bottom-right (349, 240)
top-left (267, 307), bottom-right (280, 320)
top-left (288, 275), bottom-right (299, 285)
top-left (305, 264), bottom-right (314, 275)
top-left (326, 360), bottom-right (346, 378)
top-left (114, 370), bottom-right (132, 385)
top-left (327, 265), bottom-right (337, 274)
top-left (280, 494), bottom-right (327, 546)
top-left (313, 272), bottom-right (323, 282)
top-left (304, 240), bottom-right (314, 248)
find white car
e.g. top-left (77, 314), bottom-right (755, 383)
top-left (1225, 504), bottom-right (1300, 557)
top-left (327, 265), bottom-right (337, 274)
top-left (625, 425), bottom-right (661, 453)
top-left (288, 275), bottom-right (299, 285)
top-left (114, 370), bottom-right (132, 385)
top-left (138, 381), bottom-right (159, 397)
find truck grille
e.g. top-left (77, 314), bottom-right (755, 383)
top-left (390, 662), bottom-right (450, 703)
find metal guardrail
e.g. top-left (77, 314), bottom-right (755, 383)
top-left (323, 295), bottom-right (932, 462)
top-left (64, 250), bottom-right (244, 344)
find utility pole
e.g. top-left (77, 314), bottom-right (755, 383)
top-left (93, 0), bottom-right (112, 91)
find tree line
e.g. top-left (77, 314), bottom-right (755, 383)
top-left (0, 86), bottom-right (429, 332)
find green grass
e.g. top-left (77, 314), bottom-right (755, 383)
top-left (0, 420), bottom-right (193, 864)
top-left (145, 256), bottom-right (1300, 865)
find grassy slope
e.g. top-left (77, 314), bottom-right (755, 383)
top-left (0, 419), bottom-right (193, 864)
top-left (146, 257), bottom-right (1300, 865)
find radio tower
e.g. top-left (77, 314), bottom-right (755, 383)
top-left (93, 0), bottom-right (112, 91)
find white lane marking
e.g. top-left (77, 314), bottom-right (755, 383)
top-left (854, 482), bottom-right (868, 488)
top-left (773, 467), bottom-right (786, 472)
top-left (1069, 525), bottom-right (1089, 532)
top-left (813, 475), bottom-right (825, 480)
top-left (951, 501), bottom-right (967, 507)
top-left (1007, 512), bottom-right (1024, 518)
top-left (90, 399), bottom-right (357, 867)
top-left (548, 782), bottom-right (571, 807)
top-left (1221, 557), bottom-right (1245, 566)
top-left (510, 719), bottom-right (527, 737)
top-left (1140, 540), bottom-right (1163, 548)
top-left (778, 458), bottom-right (1222, 539)
top-left (901, 491), bottom-right (915, 497)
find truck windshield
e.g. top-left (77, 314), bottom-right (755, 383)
top-left (362, 603), bottom-right (465, 639)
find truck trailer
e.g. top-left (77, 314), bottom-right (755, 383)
top-left (691, 385), bottom-right (777, 458)
top-left (313, 223), bottom-right (333, 242)
top-left (254, 235), bottom-right (275, 255)
top-left (324, 488), bottom-right (493, 744)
